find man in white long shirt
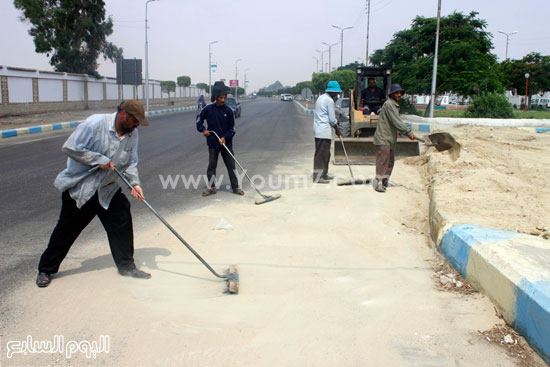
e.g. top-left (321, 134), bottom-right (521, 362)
top-left (313, 81), bottom-right (342, 183)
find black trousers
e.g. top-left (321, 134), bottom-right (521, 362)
top-left (207, 146), bottom-right (239, 190)
top-left (313, 138), bottom-right (331, 181)
top-left (38, 189), bottom-right (135, 274)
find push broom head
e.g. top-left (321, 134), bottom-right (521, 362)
top-left (225, 264), bottom-right (239, 294)
top-left (255, 193), bottom-right (282, 205)
top-left (337, 178), bottom-right (372, 186)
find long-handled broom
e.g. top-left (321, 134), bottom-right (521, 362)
top-left (113, 166), bottom-right (239, 294)
top-left (210, 131), bottom-right (281, 205)
top-left (336, 135), bottom-right (371, 186)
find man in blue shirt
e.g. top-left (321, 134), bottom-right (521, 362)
top-left (36, 100), bottom-right (152, 288)
top-left (196, 81), bottom-right (244, 196)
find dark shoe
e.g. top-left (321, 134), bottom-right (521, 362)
top-left (314, 178), bottom-right (330, 184)
top-left (322, 174), bottom-right (334, 180)
top-left (374, 181), bottom-right (386, 193)
top-left (202, 188), bottom-right (216, 196)
top-left (382, 178), bottom-right (389, 188)
top-left (119, 268), bottom-right (151, 279)
top-left (36, 272), bottom-right (51, 288)
top-left (232, 188), bottom-right (245, 195)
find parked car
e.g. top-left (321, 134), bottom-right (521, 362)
top-left (335, 97), bottom-right (350, 123)
top-left (280, 94), bottom-right (293, 101)
top-left (225, 97), bottom-right (241, 118)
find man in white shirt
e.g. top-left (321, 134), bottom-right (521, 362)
top-left (313, 81), bottom-right (342, 183)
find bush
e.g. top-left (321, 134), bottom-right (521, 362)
top-left (465, 93), bottom-right (514, 118)
top-left (398, 97), bottom-right (420, 115)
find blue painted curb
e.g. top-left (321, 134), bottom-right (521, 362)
top-left (440, 224), bottom-right (550, 363)
top-left (1, 105), bottom-right (198, 139)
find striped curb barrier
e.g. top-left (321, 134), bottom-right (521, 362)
top-left (1, 105), bottom-right (199, 139)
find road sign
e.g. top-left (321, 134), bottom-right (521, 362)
top-left (230, 80), bottom-right (239, 87)
top-left (116, 59), bottom-right (142, 85)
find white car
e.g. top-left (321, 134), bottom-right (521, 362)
top-left (280, 94), bottom-right (293, 101)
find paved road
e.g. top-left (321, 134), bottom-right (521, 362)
top-left (0, 99), bottom-right (312, 295)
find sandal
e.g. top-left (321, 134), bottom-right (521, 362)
top-left (374, 181), bottom-right (386, 193)
top-left (202, 188), bottom-right (216, 196)
top-left (232, 189), bottom-right (245, 196)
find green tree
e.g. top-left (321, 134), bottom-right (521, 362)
top-left (371, 11), bottom-right (503, 96)
top-left (160, 81), bottom-right (176, 94)
top-left (500, 53), bottom-right (550, 96)
top-left (330, 70), bottom-right (355, 91)
top-left (14, 0), bottom-right (122, 77)
top-left (465, 93), bottom-right (514, 118)
top-left (177, 76), bottom-right (191, 87)
top-left (337, 62), bottom-right (363, 71)
top-left (196, 83), bottom-right (208, 91)
top-left (312, 73), bottom-right (332, 94)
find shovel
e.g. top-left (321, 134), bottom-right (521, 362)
top-left (414, 132), bottom-right (461, 160)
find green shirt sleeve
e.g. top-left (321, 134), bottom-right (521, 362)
top-left (387, 102), bottom-right (412, 136)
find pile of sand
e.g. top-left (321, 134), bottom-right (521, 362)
top-left (404, 126), bottom-right (550, 240)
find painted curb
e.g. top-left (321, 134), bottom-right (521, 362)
top-left (403, 114), bottom-right (550, 129)
top-left (439, 225), bottom-right (550, 363)
top-left (1, 105), bottom-right (198, 139)
top-left (293, 99), bottom-right (315, 115)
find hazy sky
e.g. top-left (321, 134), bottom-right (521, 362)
top-left (1, 0), bottom-right (549, 92)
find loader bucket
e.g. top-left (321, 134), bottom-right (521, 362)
top-left (334, 137), bottom-right (420, 165)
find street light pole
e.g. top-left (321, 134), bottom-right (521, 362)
top-left (235, 58), bottom-right (242, 100)
top-left (332, 25), bottom-right (353, 68)
top-left (145, 0), bottom-right (159, 112)
top-left (525, 73), bottom-right (530, 112)
top-left (315, 49), bottom-right (325, 72)
top-left (429, 0), bottom-right (441, 118)
top-left (322, 42), bottom-right (338, 72)
top-left (498, 30), bottom-right (518, 60)
top-left (208, 41), bottom-right (218, 98)
top-left (366, 0), bottom-right (371, 65)
top-left (312, 56), bottom-right (319, 73)
top-left (244, 68), bottom-right (249, 96)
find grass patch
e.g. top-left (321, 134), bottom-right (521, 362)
top-left (513, 110), bottom-right (550, 119)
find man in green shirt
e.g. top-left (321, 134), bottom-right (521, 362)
top-left (373, 84), bottom-right (415, 192)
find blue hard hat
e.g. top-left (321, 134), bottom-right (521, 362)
top-left (325, 81), bottom-right (342, 93)
top-left (390, 84), bottom-right (404, 95)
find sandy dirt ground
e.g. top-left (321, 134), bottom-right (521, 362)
top-left (3, 134), bottom-right (548, 366)
top-left (406, 125), bottom-right (550, 240)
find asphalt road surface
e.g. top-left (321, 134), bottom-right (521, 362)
top-left (0, 98), bottom-right (311, 295)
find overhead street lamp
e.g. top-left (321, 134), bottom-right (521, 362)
top-left (498, 30), bottom-right (518, 60)
top-left (235, 58), bottom-right (242, 100)
top-left (332, 24), bottom-right (353, 67)
top-left (145, 0), bottom-right (159, 112)
top-left (322, 42), bottom-right (338, 72)
top-left (208, 41), bottom-right (218, 97)
top-left (312, 56), bottom-right (319, 73)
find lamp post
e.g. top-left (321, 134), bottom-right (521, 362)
top-left (332, 25), bottom-right (353, 68)
top-left (145, 0), bottom-right (159, 112)
top-left (315, 49), bottom-right (325, 72)
top-left (322, 42), bottom-right (338, 72)
top-left (235, 58), bottom-right (242, 100)
top-left (312, 56), bottom-right (319, 73)
top-left (498, 30), bottom-right (518, 60)
top-left (365, 0), bottom-right (371, 65)
top-left (428, 0), bottom-right (441, 118)
top-left (208, 41), bottom-right (218, 97)
top-left (525, 73), bottom-right (530, 112)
